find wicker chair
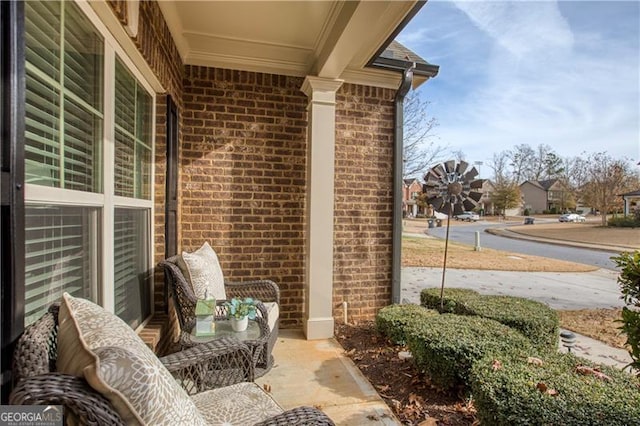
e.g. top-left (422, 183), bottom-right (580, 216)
top-left (10, 304), bottom-right (334, 426)
top-left (160, 255), bottom-right (280, 376)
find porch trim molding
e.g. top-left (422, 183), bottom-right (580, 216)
top-left (301, 76), bottom-right (343, 340)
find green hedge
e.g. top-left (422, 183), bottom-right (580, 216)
top-left (405, 314), bottom-right (534, 390)
top-left (420, 288), bottom-right (558, 350)
top-left (375, 304), bottom-right (438, 344)
top-left (420, 287), bottom-right (480, 313)
top-left (458, 296), bottom-right (559, 350)
top-left (608, 216), bottom-right (640, 228)
top-left (471, 352), bottom-right (640, 425)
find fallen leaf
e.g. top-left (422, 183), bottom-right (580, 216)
top-left (376, 384), bottom-right (390, 392)
top-left (547, 388), bottom-right (559, 396)
top-left (536, 382), bottom-right (548, 393)
top-left (492, 359), bottom-right (503, 371)
top-left (575, 365), bottom-right (612, 381)
top-left (262, 383), bottom-right (271, 393)
top-left (408, 393), bottom-right (424, 408)
top-left (527, 357), bottom-right (544, 366)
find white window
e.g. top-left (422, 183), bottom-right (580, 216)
top-left (24, 0), bottom-right (154, 328)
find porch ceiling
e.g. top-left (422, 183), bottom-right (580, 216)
top-left (158, 0), bottom-right (420, 87)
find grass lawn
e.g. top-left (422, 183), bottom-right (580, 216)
top-left (558, 308), bottom-right (628, 350)
top-left (402, 236), bottom-right (596, 272)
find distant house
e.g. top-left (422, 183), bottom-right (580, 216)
top-left (476, 179), bottom-right (496, 215)
top-left (403, 178), bottom-right (423, 217)
top-left (520, 179), bottom-right (573, 214)
top-left (621, 189), bottom-right (640, 216)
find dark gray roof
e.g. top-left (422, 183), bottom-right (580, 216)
top-left (379, 41), bottom-right (433, 66)
top-left (538, 179), bottom-right (559, 190)
top-left (621, 189), bottom-right (640, 196)
top-left (370, 41), bottom-right (439, 78)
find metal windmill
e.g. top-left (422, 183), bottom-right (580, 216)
top-left (423, 160), bottom-right (483, 310)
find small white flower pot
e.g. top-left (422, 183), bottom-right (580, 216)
top-left (230, 316), bottom-right (248, 332)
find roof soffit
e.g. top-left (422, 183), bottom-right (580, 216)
top-left (157, 1), bottom-right (419, 88)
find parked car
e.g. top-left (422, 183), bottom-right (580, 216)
top-left (559, 213), bottom-right (586, 223)
top-left (454, 212), bottom-right (480, 222)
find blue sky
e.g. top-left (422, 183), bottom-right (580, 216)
top-left (398, 0), bottom-right (640, 176)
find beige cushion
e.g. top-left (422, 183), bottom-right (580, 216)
top-left (191, 382), bottom-right (282, 425)
top-left (58, 293), bottom-right (207, 426)
top-left (182, 242), bottom-right (227, 301)
top-left (261, 302), bottom-right (279, 332)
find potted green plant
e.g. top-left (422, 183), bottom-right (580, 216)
top-left (224, 297), bottom-right (259, 332)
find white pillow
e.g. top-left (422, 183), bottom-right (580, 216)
top-left (182, 242), bottom-right (226, 301)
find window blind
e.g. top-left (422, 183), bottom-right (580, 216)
top-left (114, 208), bottom-right (150, 328)
top-left (25, 205), bottom-right (99, 326)
top-left (24, 0), bottom-right (103, 192)
top-left (114, 58), bottom-right (152, 200)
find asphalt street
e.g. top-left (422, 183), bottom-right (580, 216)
top-left (426, 221), bottom-right (619, 270)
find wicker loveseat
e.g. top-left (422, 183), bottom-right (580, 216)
top-left (10, 296), bottom-right (333, 426)
top-left (161, 253), bottom-right (279, 376)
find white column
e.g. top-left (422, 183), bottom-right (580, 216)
top-left (300, 76), bottom-right (343, 339)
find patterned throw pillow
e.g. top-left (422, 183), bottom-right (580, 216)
top-left (58, 293), bottom-right (207, 426)
top-left (182, 242), bottom-right (227, 300)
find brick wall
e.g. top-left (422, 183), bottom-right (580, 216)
top-left (111, 2), bottom-right (399, 334)
top-left (181, 66), bottom-right (308, 328)
top-left (334, 83), bottom-right (396, 323)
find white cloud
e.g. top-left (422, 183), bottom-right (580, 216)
top-left (400, 1), bottom-right (640, 168)
top-left (453, 1), bottom-right (574, 58)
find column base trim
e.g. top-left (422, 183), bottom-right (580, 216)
top-left (303, 317), bottom-right (335, 340)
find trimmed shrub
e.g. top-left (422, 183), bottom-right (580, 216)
top-left (612, 251), bottom-right (640, 371)
top-left (608, 216), bottom-right (640, 228)
top-left (420, 287), bottom-right (480, 313)
top-left (459, 295), bottom-right (559, 350)
top-left (375, 304), bottom-right (438, 344)
top-left (405, 314), bottom-right (534, 390)
top-left (421, 288), bottom-right (558, 350)
top-left (471, 352), bottom-right (640, 425)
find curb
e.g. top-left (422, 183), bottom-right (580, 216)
top-left (485, 227), bottom-right (631, 253)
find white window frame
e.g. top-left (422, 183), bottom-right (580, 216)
top-left (24, 0), bottom-right (156, 326)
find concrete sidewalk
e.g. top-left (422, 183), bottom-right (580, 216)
top-left (256, 329), bottom-right (398, 425)
top-left (402, 267), bottom-right (623, 310)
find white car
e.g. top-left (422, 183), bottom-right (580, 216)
top-left (559, 213), bottom-right (586, 223)
top-left (454, 212), bottom-right (480, 222)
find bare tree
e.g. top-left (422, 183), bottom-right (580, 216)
top-left (489, 151), bottom-right (511, 185)
top-left (403, 90), bottom-right (446, 179)
top-left (488, 150), bottom-right (522, 216)
top-left (575, 152), bottom-right (637, 225)
top-left (542, 151), bottom-right (565, 180)
top-left (525, 144), bottom-right (554, 181)
top-left (508, 144), bottom-right (534, 184)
